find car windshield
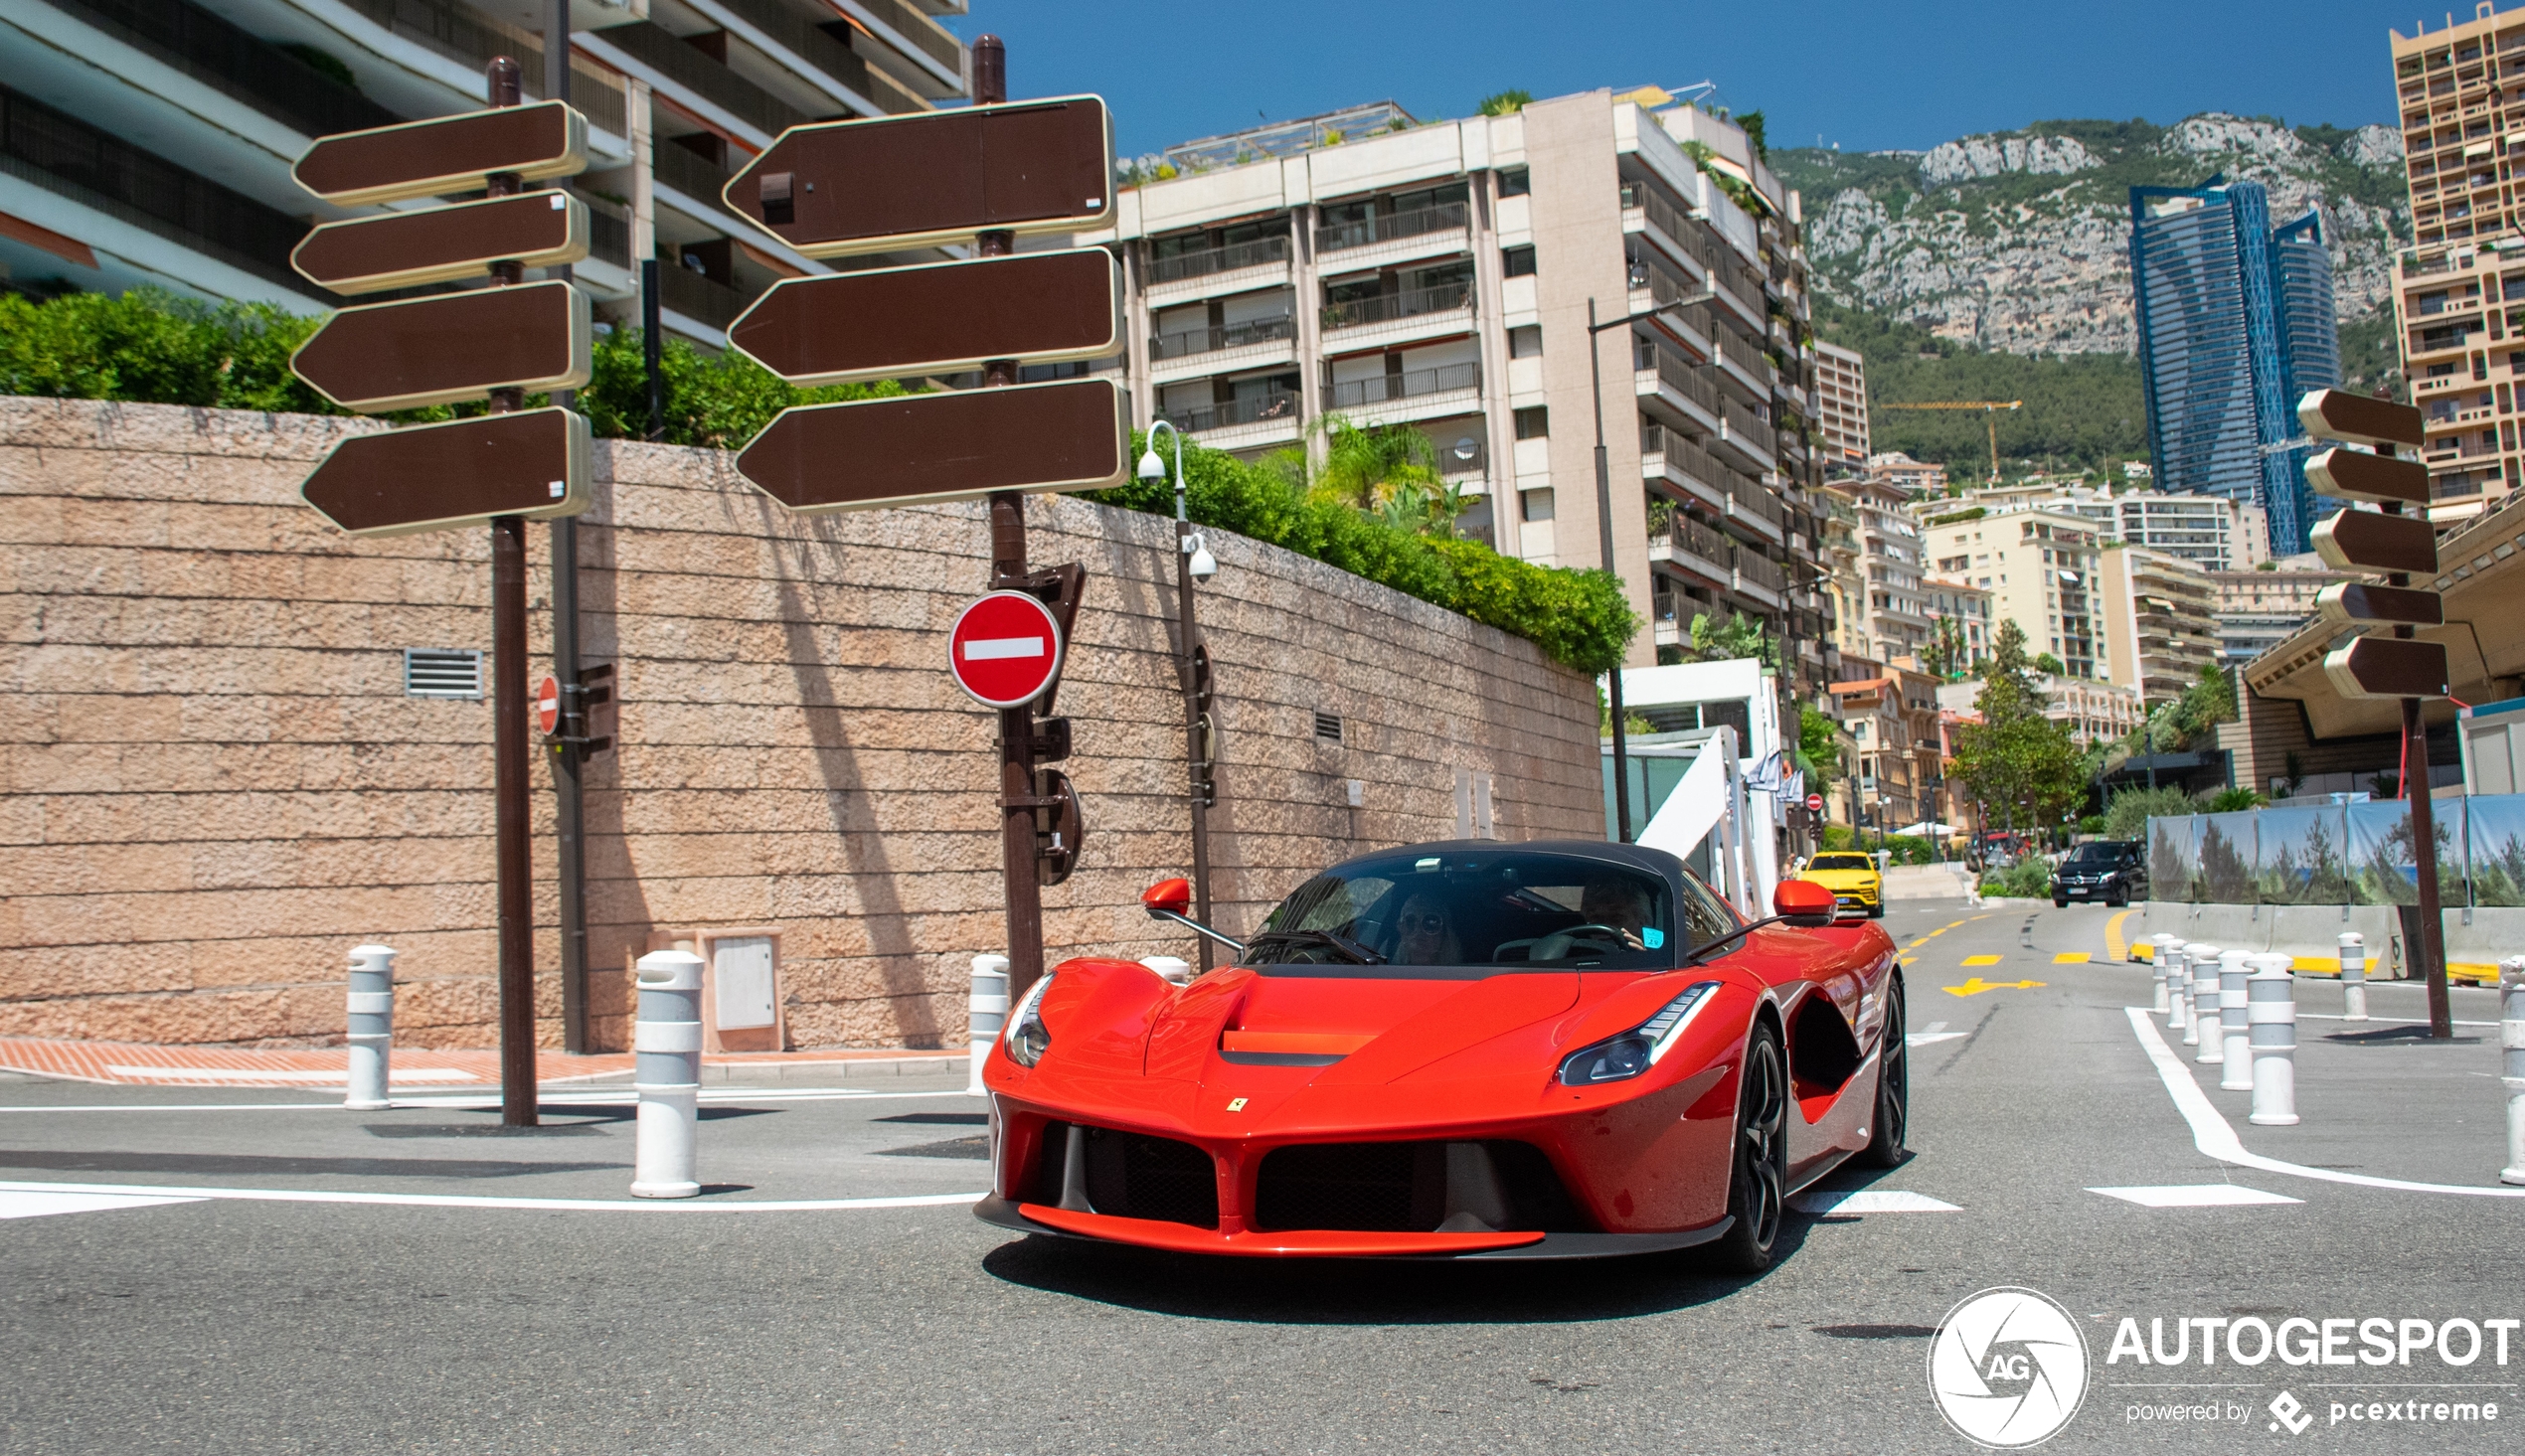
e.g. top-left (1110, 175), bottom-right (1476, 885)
top-left (1806, 854), bottom-right (1874, 871)
top-left (2065, 844), bottom-right (2133, 866)
top-left (1251, 851), bottom-right (1693, 970)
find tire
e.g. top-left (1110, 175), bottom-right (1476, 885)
top-left (2106, 890), bottom-right (2128, 907)
top-left (2053, 896), bottom-right (2068, 908)
top-left (1859, 976), bottom-right (1908, 1169)
top-left (1867, 900), bottom-right (1885, 918)
top-left (1710, 1020), bottom-right (1788, 1275)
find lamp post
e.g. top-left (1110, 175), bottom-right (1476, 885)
top-left (1586, 291), bottom-right (1717, 843)
top-left (1139, 420), bottom-right (1219, 968)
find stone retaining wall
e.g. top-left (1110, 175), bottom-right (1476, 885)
top-left (0, 399), bottom-right (1601, 1049)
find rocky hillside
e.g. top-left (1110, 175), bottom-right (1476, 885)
top-left (1773, 115), bottom-right (2410, 357)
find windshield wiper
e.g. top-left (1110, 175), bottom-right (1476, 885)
top-left (1248, 927), bottom-right (1385, 965)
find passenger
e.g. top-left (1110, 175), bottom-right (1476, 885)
top-left (1391, 892), bottom-right (1461, 965)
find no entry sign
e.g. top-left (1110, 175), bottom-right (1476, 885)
top-left (949, 590), bottom-right (1065, 708)
top-left (1806, 793), bottom-right (1824, 813)
top-left (535, 676), bottom-right (561, 735)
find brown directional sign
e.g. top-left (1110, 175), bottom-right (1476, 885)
top-left (2322, 634), bottom-right (2448, 701)
top-left (736, 379), bottom-right (1125, 512)
top-left (2316, 581), bottom-right (2445, 627)
top-left (725, 96), bottom-right (1112, 257)
top-left (2312, 507), bottom-right (2439, 575)
top-left (290, 280), bottom-right (591, 412)
top-left (301, 407), bottom-right (590, 537)
top-left (2304, 446), bottom-right (2430, 507)
top-left (2298, 389), bottom-right (2426, 449)
top-left (293, 100), bottom-right (589, 206)
top-left (292, 190), bottom-right (588, 294)
top-left (729, 250), bottom-right (1121, 387)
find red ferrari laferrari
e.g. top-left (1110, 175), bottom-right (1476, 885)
top-left (975, 840), bottom-right (1906, 1269)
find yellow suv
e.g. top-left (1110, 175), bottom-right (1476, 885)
top-left (1795, 851), bottom-right (1885, 918)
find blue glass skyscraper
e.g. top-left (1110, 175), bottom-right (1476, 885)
top-left (2129, 177), bottom-right (2341, 555)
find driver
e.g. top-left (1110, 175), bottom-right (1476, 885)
top-left (1578, 875), bottom-right (1655, 951)
top-left (1392, 892), bottom-right (1460, 966)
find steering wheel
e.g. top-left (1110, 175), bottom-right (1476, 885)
top-left (1530, 923), bottom-right (1631, 961)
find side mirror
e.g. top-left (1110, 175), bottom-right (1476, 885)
top-left (1772, 879), bottom-right (1837, 927)
top-left (1142, 878), bottom-right (1193, 919)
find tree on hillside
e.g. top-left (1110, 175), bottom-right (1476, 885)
top-left (1949, 619), bottom-right (2087, 838)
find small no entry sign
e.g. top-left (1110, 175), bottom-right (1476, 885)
top-left (1806, 793), bottom-right (1824, 813)
top-left (535, 676), bottom-right (561, 735)
top-left (949, 590), bottom-right (1065, 709)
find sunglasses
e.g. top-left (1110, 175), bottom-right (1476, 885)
top-left (1401, 912), bottom-right (1447, 934)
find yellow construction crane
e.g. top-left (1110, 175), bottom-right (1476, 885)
top-left (1875, 400), bottom-right (2024, 484)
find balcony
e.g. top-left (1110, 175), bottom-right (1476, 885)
top-left (652, 136), bottom-right (738, 218)
top-left (1319, 281), bottom-right (1474, 334)
top-left (1617, 181), bottom-right (1701, 265)
top-left (590, 21), bottom-right (808, 142)
top-left (335, 0), bottom-right (625, 137)
top-left (1315, 201), bottom-right (1468, 255)
top-left (1151, 314), bottom-right (1296, 361)
top-left (849, 0), bottom-right (963, 79)
top-left (707, 0), bottom-right (882, 110)
top-left (1149, 235), bottom-right (1290, 286)
top-left (1163, 391), bottom-right (1302, 437)
top-left (37, 0), bottom-right (400, 139)
top-left (658, 262), bottom-right (753, 332)
top-left (1325, 361), bottom-right (1480, 411)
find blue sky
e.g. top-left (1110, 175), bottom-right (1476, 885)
top-left (942, 1), bottom-right (2419, 158)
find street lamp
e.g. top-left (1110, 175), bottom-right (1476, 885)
top-left (1587, 290), bottom-right (1716, 843)
top-left (1138, 420), bottom-right (1217, 969)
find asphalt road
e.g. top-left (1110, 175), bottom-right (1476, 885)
top-left (4, 899), bottom-right (2521, 1454)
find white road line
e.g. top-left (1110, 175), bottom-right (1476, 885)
top-left (1790, 1190), bottom-right (1962, 1213)
top-left (100, 1065), bottom-right (479, 1083)
top-left (2122, 1006), bottom-right (2525, 1200)
top-left (0, 1189), bottom-right (206, 1219)
top-left (2296, 1015), bottom-right (2499, 1028)
top-left (2088, 1184), bottom-right (2302, 1209)
top-left (0, 1089), bottom-right (981, 1113)
top-left (1906, 1032), bottom-right (1968, 1047)
top-left (0, 1178), bottom-right (986, 1214)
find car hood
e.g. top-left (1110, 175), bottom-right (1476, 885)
top-left (1141, 966), bottom-right (1584, 1086)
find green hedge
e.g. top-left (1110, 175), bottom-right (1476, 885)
top-left (1088, 433), bottom-right (1634, 674)
top-left (0, 287), bottom-right (1634, 673)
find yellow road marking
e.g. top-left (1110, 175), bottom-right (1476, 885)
top-left (2104, 909), bottom-right (2132, 962)
top-left (2053, 952), bottom-right (2092, 964)
top-left (1908, 939), bottom-right (1931, 949)
top-left (1969, 914), bottom-right (1991, 922)
top-left (1943, 921), bottom-right (1965, 930)
top-left (1943, 977), bottom-right (2048, 998)
top-left (1961, 954), bottom-right (2003, 967)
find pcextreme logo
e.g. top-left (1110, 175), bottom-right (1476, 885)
top-left (1928, 1287), bottom-right (2093, 1448)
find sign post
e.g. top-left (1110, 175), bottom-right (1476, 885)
top-left (2301, 390), bottom-right (2452, 1040)
top-left (720, 36), bottom-right (1118, 1003)
top-left (286, 59), bottom-right (593, 1121)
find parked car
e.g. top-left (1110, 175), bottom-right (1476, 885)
top-left (2052, 840), bottom-right (2147, 906)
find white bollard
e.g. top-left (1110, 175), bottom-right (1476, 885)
top-left (2166, 946), bottom-right (2191, 1032)
top-left (2151, 934), bottom-right (2179, 1014)
top-left (2339, 932), bottom-right (2368, 1022)
top-left (344, 943), bottom-right (397, 1111)
top-left (966, 953), bottom-right (1009, 1096)
top-left (2501, 957), bottom-right (2525, 1186)
top-left (1140, 956), bottom-right (1193, 986)
top-left (2247, 953), bottom-right (2299, 1126)
top-left (630, 950), bottom-right (703, 1199)
top-left (2182, 943), bottom-right (2220, 1045)
top-left (2196, 946), bottom-right (2236, 1065)
top-left (2220, 949), bottom-right (2254, 1089)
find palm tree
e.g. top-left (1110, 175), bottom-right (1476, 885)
top-left (1271, 412), bottom-right (1463, 535)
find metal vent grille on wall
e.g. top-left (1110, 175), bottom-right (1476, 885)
top-left (1313, 712), bottom-right (1343, 743)
top-left (404, 648), bottom-right (483, 699)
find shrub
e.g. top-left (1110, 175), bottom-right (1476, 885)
top-left (2103, 784), bottom-right (2198, 841)
top-left (1820, 824), bottom-right (1856, 851)
top-left (1882, 834), bottom-right (1934, 866)
top-left (1978, 858), bottom-right (2054, 898)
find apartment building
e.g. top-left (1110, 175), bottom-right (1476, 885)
top-left (0, 0), bottom-right (967, 344)
top-left (2097, 544), bottom-right (2220, 705)
top-left (1936, 673), bottom-right (2140, 747)
top-left (1866, 450), bottom-right (1945, 494)
top-left (1920, 575), bottom-right (1993, 675)
top-left (1920, 505), bottom-right (2104, 679)
top-left (2212, 557), bottom-right (2354, 666)
top-left (1964, 482), bottom-right (2270, 571)
top-left (1082, 89), bottom-right (1834, 693)
top-left (2388, 3), bottom-right (2525, 523)
top-left (1813, 339), bottom-right (1869, 472)
top-left (2129, 177), bottom-right (2340, 555)
top-left (1829, 663), bottom-right (1941, 834)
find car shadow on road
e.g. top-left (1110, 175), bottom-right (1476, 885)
top-left (978, 1216), bottom-right (1820, 1325)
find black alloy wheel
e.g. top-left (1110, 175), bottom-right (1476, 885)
top-left (1712, 1021), bottom-right (1787, 1274)
top-left (1859, 976), bottom-right (1908, 1168)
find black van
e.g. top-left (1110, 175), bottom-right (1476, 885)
top-left (2053, 841), bottom-right (2147, 906)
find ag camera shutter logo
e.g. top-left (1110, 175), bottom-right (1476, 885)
top-left (1928, 1286), bottom-right (2093, 1448)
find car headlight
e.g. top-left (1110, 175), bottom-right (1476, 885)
top-left (1556, 981), bottom-right (1723, 1086)
top-left (1003, 971), bottom-right (1053, 1068)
